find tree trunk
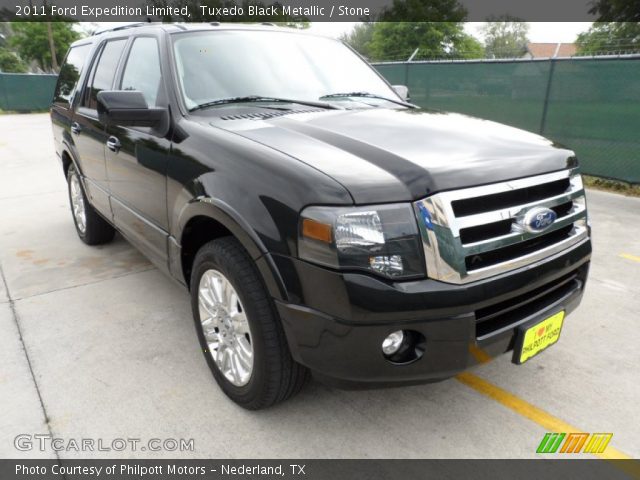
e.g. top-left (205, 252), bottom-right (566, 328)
top-left (46, 22), bottom-right (58, 72)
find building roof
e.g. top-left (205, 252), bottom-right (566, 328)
top-left (526, 42), bottom-right (577, 58)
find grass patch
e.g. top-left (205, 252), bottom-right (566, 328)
top-left (583, 175), bottom-right (640, 197)
top-left (0, 109), bottom-right (49, 114)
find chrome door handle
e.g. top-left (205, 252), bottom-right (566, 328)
top-left (106, 136), bottom-right (121, 152)
top-left (70, 122), bottom-right (81, 135)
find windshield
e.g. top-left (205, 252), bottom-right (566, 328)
top-left (171, 30), bottom-right (398, 110)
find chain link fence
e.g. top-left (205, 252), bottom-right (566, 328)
top-left (375, 56), bottom-right (640, 184)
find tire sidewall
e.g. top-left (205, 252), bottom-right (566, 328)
top-left (190, 246), bottom-right (269, 403)
top-left (66, 165), bottom-right (89, 242)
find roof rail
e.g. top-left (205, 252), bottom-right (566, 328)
top-left (92, 21), bottom-right (151, 36)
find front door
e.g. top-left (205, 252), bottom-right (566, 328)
top-left (104, 35), bottom-right (171, 271)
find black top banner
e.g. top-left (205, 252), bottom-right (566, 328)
top-left (1, 0), bottom-right (639, 22)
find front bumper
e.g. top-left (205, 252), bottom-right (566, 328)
top-left (271, 238), bottom-right (591, 388)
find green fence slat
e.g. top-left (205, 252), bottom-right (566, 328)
top-left (375, 58), bottom-right (640, 184)
top-left (0, 73), bottom-right (58, 112)
top-left (2, 61), bottom-right (639, 184)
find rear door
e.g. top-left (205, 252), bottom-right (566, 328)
top-left (72, 38), bottom-right (128, 219)
top-left (50, 42), bottom-right (92, 163)
top-left (104, 35), bottom-right (172, 270)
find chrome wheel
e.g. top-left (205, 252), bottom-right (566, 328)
top-left (69, 173), bottom-right (86, 234)
top-left (198, 269), bottom-right (254, 387)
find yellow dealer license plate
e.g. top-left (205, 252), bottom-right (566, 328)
top-left (515, 311), bottom-right (565, 364)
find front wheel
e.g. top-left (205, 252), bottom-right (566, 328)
top-left (190, 237), bottom-right (309, 409)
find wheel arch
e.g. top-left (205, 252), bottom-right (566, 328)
top-left (60, 142), bottom-right (83, 180)
top-left (176, 198), bottom-right (288, 302)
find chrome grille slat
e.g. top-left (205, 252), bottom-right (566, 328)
top-left (414, 169), bottom-right (589, 284)
top-left (462, 204), bottom-right (586, 255)
top-left (466, 224), bottom-right (588, 276)
top-left (453, 189), bottom-right (584, 231)
top-left (437, 169), bottom-right (576, 202)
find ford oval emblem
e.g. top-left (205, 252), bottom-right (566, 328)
top-left (519, 207), bottom-right (557, 233)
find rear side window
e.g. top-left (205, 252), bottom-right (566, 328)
top-left (53, 44), bottom-right (91, 107)
top-left (82, 39), bottom-right (127, 110)
top-left (120, 37), bottom-right (163, 107)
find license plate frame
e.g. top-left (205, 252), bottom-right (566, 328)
top-left (512, 310), bottom-right (565, 365)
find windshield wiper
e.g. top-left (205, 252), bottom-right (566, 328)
top-left (189, 95), bottom-right (339, 112)
top-left (319, 92), bottom-right (417, 108)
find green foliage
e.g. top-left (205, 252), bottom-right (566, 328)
top-left (576, 22), bottom-right (640, 54)
top-left (377, 0), bottom-right (466, 21)
top-left (583, 175), bottom-right (640, 196)
top-left (339, 1), bottom-right (483, 61)
top-left (0, 46), bottom-right (27, 72)
top-left (339, 23), bottom-right (375, 58)
top-left (481, 16), bottom-right (529, 58)
top-left (367, 22), bottom-right (483, 61)
top-left (588, 0), bottom-right (640, 21)
top-left (9, 22), bottom-right (80, 72)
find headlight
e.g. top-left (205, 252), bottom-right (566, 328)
top-left (298, 204), bottom-right (425, 279)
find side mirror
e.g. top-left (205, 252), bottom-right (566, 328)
top-left (97, 90), bottom-right (167, 130)
top-left (392, 85), bottom-right (410, 101)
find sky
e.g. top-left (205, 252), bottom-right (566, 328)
top-left (308, 22), bottom-right (594, 43)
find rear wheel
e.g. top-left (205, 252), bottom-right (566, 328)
top-left (190, 237), bottom-right (309, 409)
top-left (67, 165), bottom-right (115, 245)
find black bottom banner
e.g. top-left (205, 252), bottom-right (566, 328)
top-left (2, 459), bottom-right (639, 480)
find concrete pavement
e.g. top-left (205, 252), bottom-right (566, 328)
top-left (0, 114), bottom-right (638, 460)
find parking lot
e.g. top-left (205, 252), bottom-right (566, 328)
top-left (1, 113), bottom-right (639, 460)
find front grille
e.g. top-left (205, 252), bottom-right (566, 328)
top-left (475, 270), bottom-right (582, 340)
top-left (452, 177), bottom-right (571, 217)
top-left (465, 225), bottom-right (573, 271)
top-left (413, 169), bottom-right (589, 284)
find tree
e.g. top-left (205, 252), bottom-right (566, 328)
top-left (377, 0), bottom-right (467, 22)
top-left (9, 22), bottom-right (80, 72)
top-left (587, 0), bottom-right (640, 21)
top-left (339, 23), bottom-right (375, 58)
top-left (576, 22), bottom-right (640, 54)
top-left (368, 22), bottom-right (484, 61)
top-left (341, 1), bottom-right (483, 61)
top-left (481, 16), bottom-right (529, 58)
top-left (0, 47), bottom-right (27, 72)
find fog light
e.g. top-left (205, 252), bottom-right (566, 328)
top-left (370, 255), bottom-right (404, 276)
top-left (382, 330), bottom-right (405, 356)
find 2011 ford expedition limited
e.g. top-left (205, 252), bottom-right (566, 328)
top-left (50, 23), bottom-right (591, 409)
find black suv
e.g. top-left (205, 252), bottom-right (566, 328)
top-left (51, 24), bottom-right (591, 409)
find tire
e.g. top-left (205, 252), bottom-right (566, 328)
top-left (190, 237), bottom-right (309, 409)
top-left (67, 164), bottom-right (115, 245)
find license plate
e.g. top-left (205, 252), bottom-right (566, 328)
top-left (514, 311), bottom-right (565, 364)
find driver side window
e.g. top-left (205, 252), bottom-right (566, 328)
top-left (120, 37), bottom-right (163, 107)
top-left (82, 39), bottom-right (126, 111)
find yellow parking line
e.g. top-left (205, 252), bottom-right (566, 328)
top-left (620, 253), bottom-right (640, 263)
top-left (456, 372), bottom-right (638, 471)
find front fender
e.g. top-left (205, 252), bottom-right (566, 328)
top-left (171, 197), bottom-right (288, 301)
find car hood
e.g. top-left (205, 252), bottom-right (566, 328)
top-left (207, 107), bottom-right (576, 204)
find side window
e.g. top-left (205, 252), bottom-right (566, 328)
top-left (53, 44), bottom-right (91, 107)
top-left (120, 37), bottom-right (163, 107)
top-left (83, 39), bottom-right (126, 110)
